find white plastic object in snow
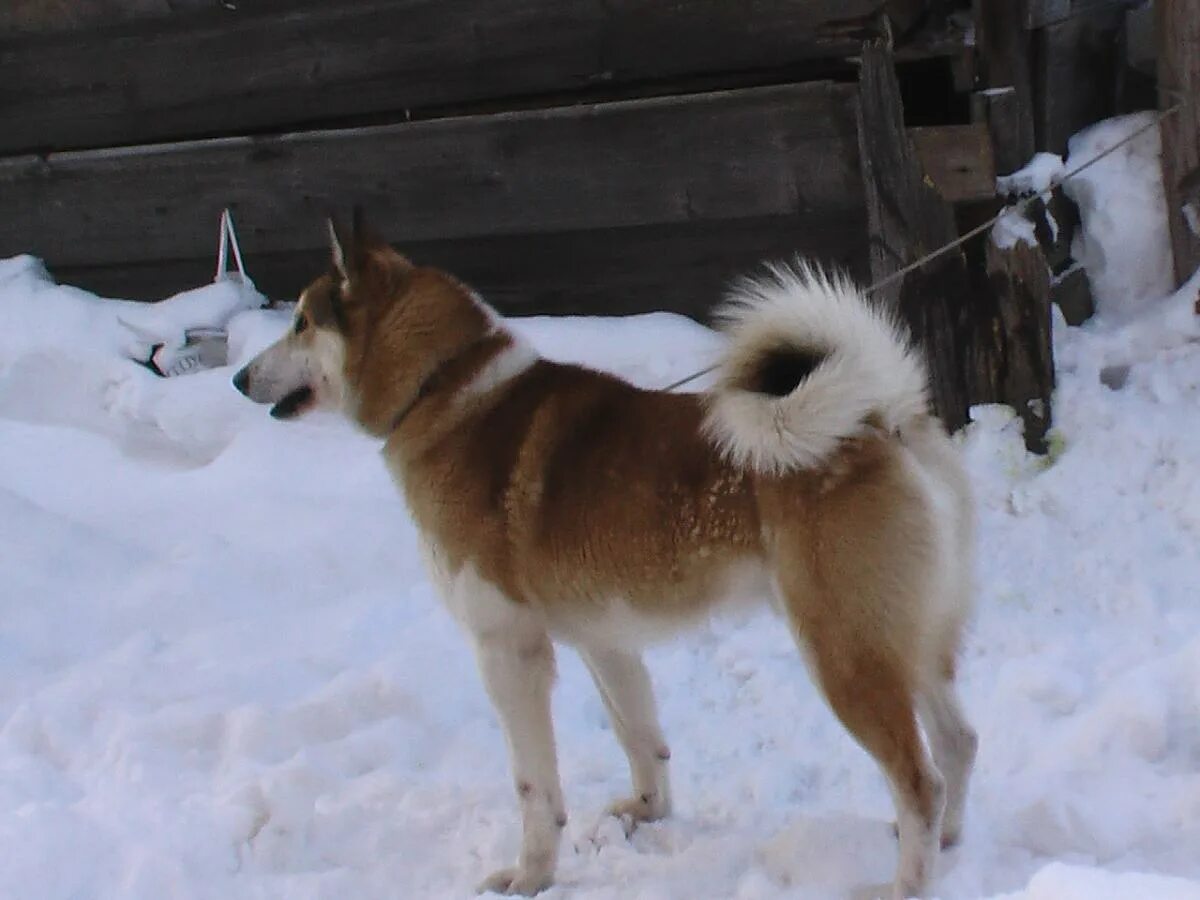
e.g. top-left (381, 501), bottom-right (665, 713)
top-left (121, 208), bottom-right (265, 376)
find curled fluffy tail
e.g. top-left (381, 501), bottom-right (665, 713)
top-left (702, 262), bottom-right (929, 474)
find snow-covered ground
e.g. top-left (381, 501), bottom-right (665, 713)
top-left (4, 106), bottom-right (1200, 898)
top-left (1, 250), bottom-right (1198, 900)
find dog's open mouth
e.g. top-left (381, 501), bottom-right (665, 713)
top-left (269, 386), bottom-right (315, 420)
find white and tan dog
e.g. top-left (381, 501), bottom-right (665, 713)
top-left (234, 218), bottom-right (977, 899)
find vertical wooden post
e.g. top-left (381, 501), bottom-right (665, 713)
top-left (974, 0), bottom-right (1037, 173)
top-left (858, 38), bottom-right (1055, 449)
top-left (980, 236), bottom-right (1056, 453)
top-left (1157, 0), bottom-right (1200, 285)
top-left (857, 40), bottom-right (973, 432)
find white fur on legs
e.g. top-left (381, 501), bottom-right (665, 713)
top-left (919, 680), bottom-right (977, 848)
top-left (438, 568), bottom-right (564, 899)
top-left (474, 627), bottom-right (564, 896)
top-left (579, 647), bottom-right (672, 827)
top-left (890, 750), bottom-right (946, 900)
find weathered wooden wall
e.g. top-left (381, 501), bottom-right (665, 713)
top-left (0, 0), bottom-right (883, 155)
top-left (1, 0), bottom-right (917, 314)
top-left (0, 81), bottom-right (868, 311)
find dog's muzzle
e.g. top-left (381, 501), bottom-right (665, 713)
top-left (232, 366), bottom-right (251, 396)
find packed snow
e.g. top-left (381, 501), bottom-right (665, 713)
top-left (1062, 111), bottom-right (1176, 320)
top-left (3, 104), bottom-right (1200, 897)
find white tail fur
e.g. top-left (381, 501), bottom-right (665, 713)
top-left (702, 262), bottom-right (929, 474)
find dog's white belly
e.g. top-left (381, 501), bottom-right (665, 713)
top-left (539, 559), bottom-right (772, 650)
top-left (419, 535), bottom-right (771, 650)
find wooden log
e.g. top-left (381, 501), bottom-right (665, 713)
top-left (857, 41), bottom-right (972, 432)
top-left (0, 0), bottom-right (884, 154)
top-left (1157, 0), bottom-right (1200, 285)
top-left (984, 232), bottom-right (1051, 453)
top-left (0, 82), bottom-right (862, 272)
top-left (982, 235), bottom-right (1055, 452)
top-left (974, 0), bottom-right (1036, 173)
top-left (51, 213), bottom-right (870, 319)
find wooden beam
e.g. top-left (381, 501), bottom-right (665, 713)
top-left (51, 214), bottom-right (870, 319)
top-left (910, 124), bottom-right (997, 203)
top-left (857, 41), bottom-right (973, 431)
top-left (0, 0), bottom-right (212, 35)
top-left (0, 0), bottom-right (885, 154)
top-left (1157, 0), bottom-right (1200, 284)
top-left (974, 0), bottom-right (1036, 172)
top-left (0, 82), bottom-right (862, 271)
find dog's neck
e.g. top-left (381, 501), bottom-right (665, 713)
top-left (386, 327), bottom-right (536, 440)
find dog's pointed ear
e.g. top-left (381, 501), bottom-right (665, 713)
top-left (327, 216), bottom-right (350, 283)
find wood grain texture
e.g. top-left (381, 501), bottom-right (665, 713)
top-left (974, 0), bottom-right (1036, 173)
top-left (910, 124), bottom-right (997, 202)
top-left (1032, 7), bottom-right (1122, 156)
top-left (1157, 0), bottom-right (1200, 285)
top-left (857, 41), bottom-right (972, 431)
top-left (980, 236), bottom-right (1055, 452)
top-left (0, 83), bottom-right (863, 271)
top-left (0, 0), bottom-right (884, 153)
top-left (51, 214), bottom-right (870, 322)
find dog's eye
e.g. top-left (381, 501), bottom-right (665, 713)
top-left (294, 315), bottom-right (308, 335)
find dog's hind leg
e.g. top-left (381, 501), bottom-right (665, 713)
top-left (774, 512), bottom-right (945, 900)
top-left (797, 627), bottom-right (944, 899)
top-left (579, 646), bottom-right (672, 826)
top-left (472, 618), bottom-right (565, 896)
top-left (918, 648), bottom-right (976, 849)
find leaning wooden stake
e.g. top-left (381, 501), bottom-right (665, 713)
top-left (857, 40), bottom-right (973, 432)
top-left (1157, 0), bottom-right (1200, 285)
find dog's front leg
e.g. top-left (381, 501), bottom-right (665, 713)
top-left (474, 627), bottom-right (565, 896)
top-left (579, 646), bottom-right (672, 827)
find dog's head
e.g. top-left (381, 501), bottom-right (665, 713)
top-left (233, 214), bottom-right (496, 436)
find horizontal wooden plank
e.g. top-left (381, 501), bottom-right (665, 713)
top-left (0, 82), bottom-right (863, 271)
top-left (0, 0), bottom-right (212, 35)
top-left (52, 214), bottom-right (870, 322)
top-left (0, 0), bottom-right (883, 154)
top-left (910, 124), bottom-right (997, 202)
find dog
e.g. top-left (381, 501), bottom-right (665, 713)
top-left (233, 216), bottom-right (977, 899)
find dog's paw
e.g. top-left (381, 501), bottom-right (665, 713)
top-left (476, 866), bottom-right (553, 896)
top-left (606, 792), bottom-right (670, 835)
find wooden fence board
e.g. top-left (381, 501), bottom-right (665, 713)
top-left (0, 82), bottom-right (863, 272)
top-left (0, 0), bottom-right (884, 154)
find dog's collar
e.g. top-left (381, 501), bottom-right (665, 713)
top-left (388, 332), bottom-right (500, 433)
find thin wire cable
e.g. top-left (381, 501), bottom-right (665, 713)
top-left (661, 102), bottom-right (1182, 393)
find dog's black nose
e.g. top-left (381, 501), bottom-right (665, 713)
top-left (232, 367), bottom-right (250, 395)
